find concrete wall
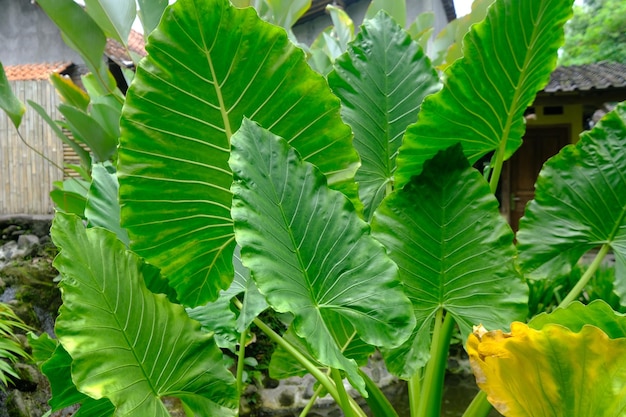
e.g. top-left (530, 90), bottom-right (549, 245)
top-left (0, 0), bottom-right (81, 65)
top-left (293, 0), bottom-right (450, 45)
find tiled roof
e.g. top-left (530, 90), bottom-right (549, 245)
top-left (105, 30), bottom-right (147, 68)
top-left (544, 61), bottom-right (626, 93)
top-left (4, 62), bottom-right (72, 81)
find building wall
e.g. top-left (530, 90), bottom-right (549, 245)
top-left (293, 0), bottom-right (449, 45)
top-left (0, 0), bottom-right (81, 65)
top-left (526, 104), bottom-right (584, 143)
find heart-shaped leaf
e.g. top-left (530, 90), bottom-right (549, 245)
top-left (328, 11), bottom-right (440, 220)
top-left (371, 145), bottom-right (527, 377)
top-left (517, 102), bottom-right (626, 292)
top-left (118, 0), bottom-right (357, 307)
top-left (51, 213), bottom-right (238, 416)
top-left (396, 0), bottom-right (574, 187)
top-left (230, 120), bottom-right (415, 393)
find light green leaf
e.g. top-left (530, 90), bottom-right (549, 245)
top-left (396, 0), bottom-right (574, 187)
top-left (84, 0), bottom-right (136, 46)
top-left (38, 340), bottom-right (115, 415)
top-left (51, 213), bottom-right (238, 416)
top-left (371, 145), bottom-right (527, 377)
top-left (329, 11), bottom-right (440, 220)
top-left (137, 0), bottom-right (168, 36)
top-left (51, 178), bottom-right (90, 217)
top-left (529, 300), bottom-right (626, 336)
top-left (365, 0), bottom-right (406, 26)
top-left (0, 62), bottom-right (25, 129)
top-left (118, 0), bottom-right (357, 307)
top-left (517, 102), bottom-right (626, 291)
top-left (264, 0), bottom-right (311, 30)
top-left (230, 120), bottom-right (415, 394)
top-left (85, 163), bottom-right (129, 246)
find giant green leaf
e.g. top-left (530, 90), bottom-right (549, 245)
top-left (0, 62), bottom-right (25, 129)
top-left (517, 102), bottom-right (626, 294)
top-left (395, 0), bottom-right (574, 187)
top-left (118, 0), bottom-right (357, 307)
top-left (371, 145), bottom-right (527, 377)
top-left (469, 302), bottom-right (626, 417)
top-left (51, 213), bottom-right (238, 416)
top-left (230, 120), bottom-right (415, 394)
top-left (328, 11), bottom-right (440, 220)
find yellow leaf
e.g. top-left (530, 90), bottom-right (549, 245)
top-left (467, 322), bottom-right (626, 417)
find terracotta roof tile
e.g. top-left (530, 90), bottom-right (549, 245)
top-left (105, 29), bottom-right (147, 67)
top-left (544, 61), bottom-right (626, 93)
top-left (4, 62), bottom-right (72, 81)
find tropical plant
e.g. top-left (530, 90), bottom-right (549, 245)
top-left (0, 303), bottom-right (32, 390)
top-left (2, 0), bottom-right (626, 416)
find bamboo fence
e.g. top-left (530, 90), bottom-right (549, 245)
top-left (0, 80), bottom-right (65, 215)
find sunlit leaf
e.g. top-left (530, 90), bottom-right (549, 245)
top-left (51, 213), bottom-right (238, 416)
top-left (230, 120), bottom-right (415, 394)
top-left (396, 0), bottom-right (574, 187)
top-left (119, 0), bottom-right (357, 307)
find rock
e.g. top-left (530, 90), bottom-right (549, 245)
top-left (16, 235), bottom-right (39, 259)
top-left (6, 390), bottom-right (46, 417)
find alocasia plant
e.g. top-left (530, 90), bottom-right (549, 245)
top-left (3, 0), bottom-right (626, 416)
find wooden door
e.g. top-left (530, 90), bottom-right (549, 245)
top-left (508, 126), bottom-right (570, 231)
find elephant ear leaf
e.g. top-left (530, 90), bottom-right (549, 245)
top-left (328, 11), bottom-right (440, 220)
top-left (395, 0), bottom-right (574, 187)
top-left (118, 0), bottom-right (357, 307)
top-left (230, 120), bottom-right (415, 394)
top-left (371, 145), bottom-right (527, 378)
top-left (51, 213), bottom-right (238, 416)
top-left (517, 102), bottom-right (626, 298)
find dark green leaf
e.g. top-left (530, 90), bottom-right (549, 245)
top-left (371, 145), bottom-right (527, 377)
top-left (230, 120), bottom-right (414, 393)
top-left (329, 11), bottom-right (440, 219)
top-left (517, 102), bottom-right (626, 297)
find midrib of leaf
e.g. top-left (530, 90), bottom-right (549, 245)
top-left (81, 260), bottom-right (161, 398)
top-left (201, 10), bottom-right (233, 140)
top-left (489, 2), bottom-right (549, 194)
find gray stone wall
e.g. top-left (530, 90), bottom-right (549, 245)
top-left (0, 0), bottom-right (81, 65)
